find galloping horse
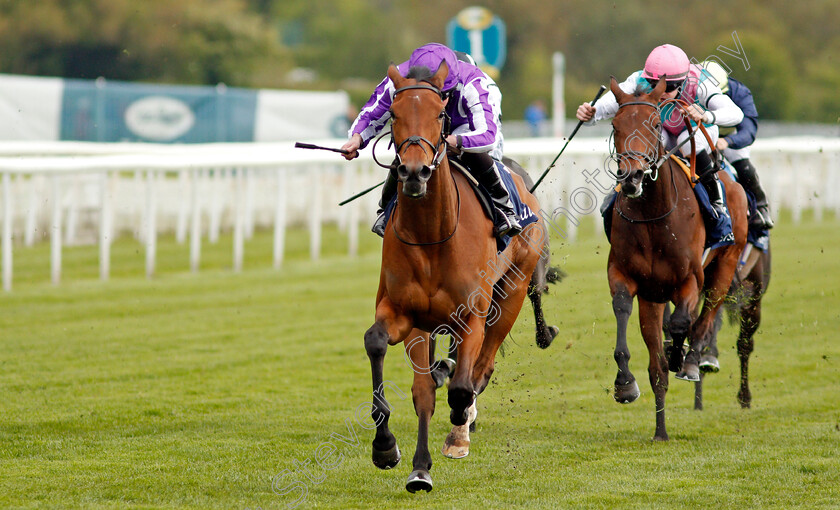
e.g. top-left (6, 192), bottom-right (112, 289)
top-left (606, 77), bottom-right (747, 441)
top-left (362, 61), bottom-right (554, 491)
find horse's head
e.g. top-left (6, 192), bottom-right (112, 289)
top-left (387, 62), bottom-right (449, 198)
top-left (610, 76), bottom-right (665, 198)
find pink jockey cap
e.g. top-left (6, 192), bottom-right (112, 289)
top-left (408, 43), bottom-right (459, 91)
top-left (642, 44), bottom-right (690, 81)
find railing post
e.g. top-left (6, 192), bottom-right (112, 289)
top-left (189, 168), bottom-right (202, 272)
top-left (145, 169), bottom-right (157, 279)
top-left (2, 172), bottom-right (12, 292)
top-left (99, 171), bottom-right (112, 281)
top-left (273, 168), bottom-right (287, 269)
top-left (50, 175), bottom-right (62, 285)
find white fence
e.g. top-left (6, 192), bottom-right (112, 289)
top-left (1, 137), bottom-right (838, 291)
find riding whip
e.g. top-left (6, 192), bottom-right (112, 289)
top-left (294, 142), bottom-right (351, 155)
top-left (530, 85), bottom-right (607, 193)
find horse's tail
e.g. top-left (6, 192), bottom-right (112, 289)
top-left (546, 266), bottom-right (566, 286)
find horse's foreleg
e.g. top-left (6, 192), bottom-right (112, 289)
top-left (611, 278), bottom-right (640, 404)
top-left (364, 304), bottom-right (412, 470)
top-left (699, 307), bottom-right (724, 374)
top-left (737, 285), bottom-right (761, 408)
top-left (639, 298), bottom-right (669, 440)
top-left (404, 330), bottom-right (436, 493)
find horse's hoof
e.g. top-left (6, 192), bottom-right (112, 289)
top-left (372, 443), bottom-right (401, 470)
top-left (406, 470), bottom-right (433, 493)
top-left (614, 380), bottom-right (640, 404)
top-left (537, 326), bottom-right (559, 349)
top-left (675, 363), bottom-right (700, 382)
top-left (441, 436), bottom-right (470, 459)
top-left (699, 355), bottom-right (720, 373)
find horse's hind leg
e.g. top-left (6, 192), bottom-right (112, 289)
top-left (639, 298), bottom-right (669, 440)
top-left (428, 334), bottom-right (455, 389)
top-left (529, 261), bottom-right (559, 349)
top-left (404, 330), bottom-right (436, 492)
top-left (670, 277), bottom-right (701, 378)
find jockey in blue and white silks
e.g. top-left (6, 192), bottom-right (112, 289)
top-left (341, 43), bottom-right (521, 238)
top-left (702, 60), bottom-right (773, 229)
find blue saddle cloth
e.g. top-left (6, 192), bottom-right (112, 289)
top-left (602, 176), bottom-right (735, 250)
top-left (382, 160), bottom-right (538, 253)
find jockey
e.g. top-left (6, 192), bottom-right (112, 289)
top-left (340, 43), bottom-right (522, 238)
top-left (577, 44), bottom-right (744, 220)
top-left (701, 60), bottom-right (773, 229)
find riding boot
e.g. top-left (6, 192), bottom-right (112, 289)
top-left (372, 169), bottom-right (399, 237)
top-left (732, 158), bottom-right (774, 229)
top-left (472, 159), bottom-right (523, 237)
top-left (696, 150), bottom-right (726, 219)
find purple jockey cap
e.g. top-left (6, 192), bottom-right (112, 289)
top-left (408, 43), bottom-right (459, 91)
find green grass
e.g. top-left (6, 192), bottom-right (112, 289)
top-left (1, 212), bottom-right (839, 509)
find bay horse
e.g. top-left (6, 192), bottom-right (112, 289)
top-left (606, 76), bottom-right (748, 441)
top-left (668, 239), bottom-right (771, 410)
top-left (362, 61), bottom-right (555, 492)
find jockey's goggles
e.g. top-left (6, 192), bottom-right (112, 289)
top-left (646, 78), bottom-right (684, 93)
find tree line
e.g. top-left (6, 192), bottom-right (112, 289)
top-left (1, 0), bottom-right (837, 124)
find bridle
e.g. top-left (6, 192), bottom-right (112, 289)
top-left (611, 100), bottom-right (664, 183)
top-left (612, 99), bottom-right (679, 223)
top-left (386, 81), bottom-right (460, 246)
top-left (390, 83), bottom-right (449, 172)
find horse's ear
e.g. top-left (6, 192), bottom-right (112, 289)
top-left (431, 60), bottom-right (448, 91)
top-left (609, 76), bottom-right (627, 103)
top-left (387, 64), bottom-right (404, 88)
top-left (650, 77), bottom-right (667, 99)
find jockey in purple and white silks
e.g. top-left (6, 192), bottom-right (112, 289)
top-left (577, 44), bottom-right (744, 219)
top-left (341, 43), bottom-right (522, 238)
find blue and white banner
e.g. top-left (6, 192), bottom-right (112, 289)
top-left (0, 73), bottom-right (349, 143)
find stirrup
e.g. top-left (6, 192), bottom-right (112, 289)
top-left (495, 213), bottom-right (522, 237)
top-left (751, 205), bottom-right (774, 230)
top-left (371, 211), bottom-right (387, 238)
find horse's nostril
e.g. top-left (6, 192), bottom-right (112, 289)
top-left (397, 165), bottom-right (409, 179)
top-left (419, 166), bottom-right (432, 181)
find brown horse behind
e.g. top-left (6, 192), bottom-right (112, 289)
top-left (606, 77), bottom-right (748, 441)
top-left (362, 61), bottom-right (554, 491)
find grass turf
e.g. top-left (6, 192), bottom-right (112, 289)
top-left (1, 211), bottom-right (838, 509)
